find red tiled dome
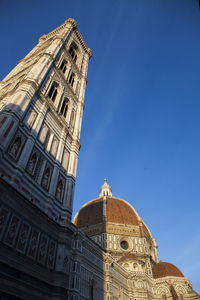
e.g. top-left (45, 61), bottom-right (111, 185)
top-left (73, 197), bottom-right (140, 227)
top-left (152, 261), bottom-right (184, 279)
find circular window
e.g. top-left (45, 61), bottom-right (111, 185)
top-left (120, 240), bottom-right (129, 250)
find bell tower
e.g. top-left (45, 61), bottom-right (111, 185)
top-left (0, 18), bottom-right (91, 223)
top-left (0, 18), bottom-right (91, 299)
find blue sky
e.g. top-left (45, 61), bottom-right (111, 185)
top-left (1, 0), bottom-right (200, 293)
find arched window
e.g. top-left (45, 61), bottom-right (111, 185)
top-left (48, 82), bottom-right (58, 102)
top-left (60, 59), bottom-right (67, 74)
top-left (69, 43), bottom-right (78, 62)
top-left (68, 72), bottom-right (75, 87)
top-left (60, 98), bottom-right (69, 117)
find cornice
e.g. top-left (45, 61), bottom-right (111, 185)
top-left (39, 18), bottom-right (92, 58)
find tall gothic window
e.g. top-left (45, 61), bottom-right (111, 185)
top-left (69, 45), bottom-right (77, 62)
top-left (60, 98), bottom-right (69, 118)
top-left (68, 72), bottom-right (75, 87)
top-left (48, 82), bottom-right (58, 102)
top-left (60, 59), bottom-right (67, 74)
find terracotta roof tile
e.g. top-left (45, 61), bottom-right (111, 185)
top-left (106, 197), bottom-right (139, 225)
top-left (73, 197), bottom-right (139, 228)
top-left (73, 198), bottom-right (103, 227)
top-left (152, 261), bottom-right (184, 279)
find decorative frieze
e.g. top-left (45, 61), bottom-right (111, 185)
top-left (0, 203), bottom-right (58, 270)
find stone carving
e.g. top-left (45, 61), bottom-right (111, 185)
top-left (9, 131), bottom-right (26, 160)
top-left (10, 137), bottom-right (21, 156)
top-left (4, 215), bottom-right (21, 247)
top-left (38, 234), bottom-right (48, 265)
top-left (136, 280), bottom-right (144, 289)
top-left (9, 132), bottom-right (26, 159)
top-left (156, 286), bottom-right (170, 295)
top-left (27, 152), bottom-right (38, 175)
top-left (47, 240), bottom-right (57, 269)
top-left (41, 167), bottom-right (51, 189)
top-left (175, 285), bottom-right (187, 295)
top-left (123, 263), bottom-right (129, 269)
top-left (27, 229), bottom-right (40, 259)
top-left (56, 179), bottom-right (63, 202)
top-left (16, 222), bottom-right (31, 253)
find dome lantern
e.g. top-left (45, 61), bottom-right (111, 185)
top-left (99, 178), bottom-right (112, 197)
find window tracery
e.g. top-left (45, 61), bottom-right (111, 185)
top-left (69, 42), bottom-right (78, 63)
top-left (68, 72), bottom-right (75, 87)
top-left (60, 97), bottom-right (69, 118)
top-left (48, 81), bottom-right (58, 102)
top-left (60, 59), bottom-right (67, 74)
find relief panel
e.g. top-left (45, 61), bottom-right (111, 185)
top-left (4, 214), bottom-right (21, 248)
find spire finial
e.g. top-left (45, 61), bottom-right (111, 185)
top-left (104, 177), bottom-right (107, 182)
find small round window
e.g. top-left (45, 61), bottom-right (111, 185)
top-left (120, 240), bottom-right (129, 250)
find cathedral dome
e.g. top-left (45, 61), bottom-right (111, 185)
top-left (73, 179), bottom-right (152, 239)
top-left (152, 261), bottom-right (184, 279)
top-left (73, 196), bottom-right (140, 227)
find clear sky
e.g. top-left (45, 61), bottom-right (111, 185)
top-left (1, 0), bottom-right (200, 293)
